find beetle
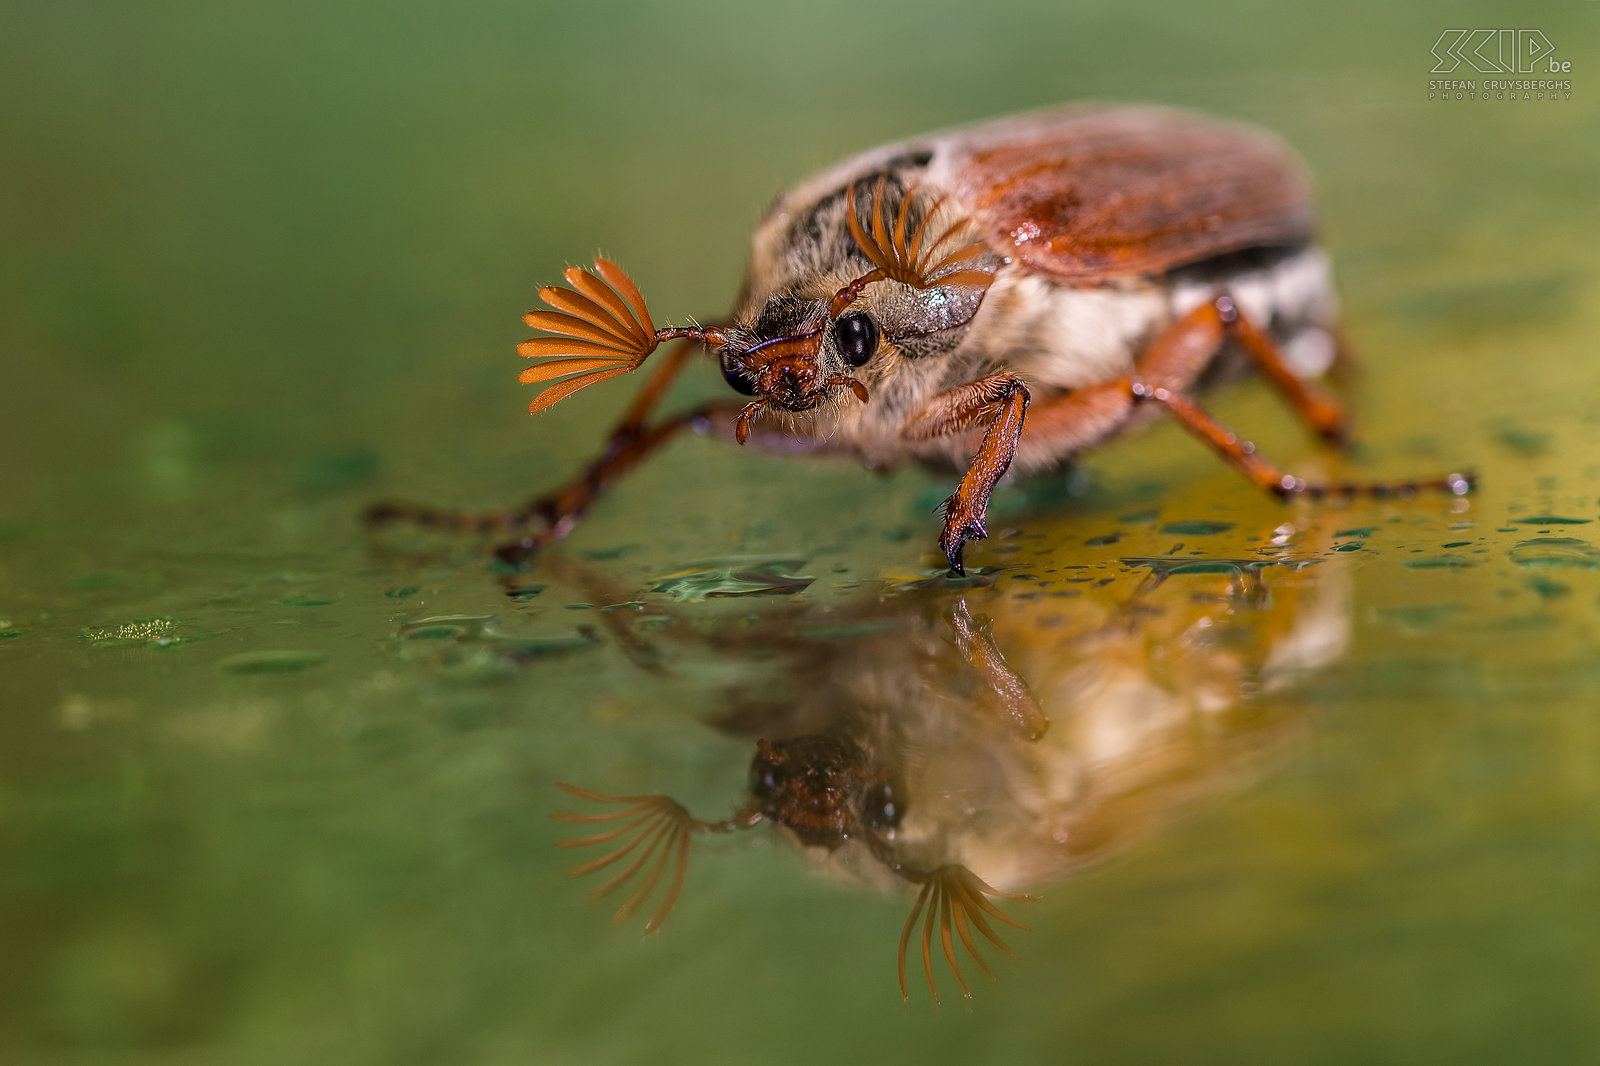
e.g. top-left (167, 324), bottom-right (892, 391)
top-left (367, 104), bottom-right (1472, 573)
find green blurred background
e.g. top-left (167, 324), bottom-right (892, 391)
top-left (3, 1), bottom-right (1599, 1063)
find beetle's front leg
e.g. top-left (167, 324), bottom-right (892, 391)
top-left (904, 373), bottom-right (1031, 575)
top-left (366, 341), bottom-right (702, 540)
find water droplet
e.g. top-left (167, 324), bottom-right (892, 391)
top-left (647, 557), bottom-right (814, 601)
top-left (1377, 604), bottom-right (1458, 632)
top-left (398, 615), bottom-right (498, 639)
top-left (1333, 541), bottom-right (1365, 552)
top-left (1121, 555), bottom-right (1274, 602)
top-left (83, 618), bottom-right (182, 647)
top-left (1336, 527), bottom-right (1379, 538)
top-left (1513, 515), bottom-right (1590, 525)
top-left (1403, 555), bottom-right (1472, 570)
top-left (218, 650), bottom-right (329, 674)
top-left (1123, 557), bottom-right (1261, 577)
top-left (1159, 521), bottom-right (1235, 536)
top-left (1525, 576), bottom-right (1571, 599)
top-left (1085, 533), bottom-right (1121, 547)
top-left (1509, 537), bottom-right (1600, 569)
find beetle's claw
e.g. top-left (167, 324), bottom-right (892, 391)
top-left (944, 539), bottom-right (966, 577)
top-left (939, 492), bottom-right (990, 576)
top-left (940, 522), bottom-right (985, 577)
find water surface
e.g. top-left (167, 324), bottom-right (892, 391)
top-left (3, 1), bottom-right (1599, 1062)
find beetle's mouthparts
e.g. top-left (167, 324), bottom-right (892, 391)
top-left (747, 350), bottom-right (871, 411)
top-left (760, 354), bottom-right (823, 408)
top-left (733, 376), bottom-right (869, 445)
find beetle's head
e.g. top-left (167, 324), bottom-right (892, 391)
top-left (513, 176), bottom-right (997, 443)
top-left (748, 735), bottom-right (903, 848)
top-left (716, 176), bottom-right (1001, 442)
top-left (714, 301), bottom-right (874, 425)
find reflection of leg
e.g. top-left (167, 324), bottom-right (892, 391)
top-left (903, 374), bottom-right (1031, 574)
top-left (949, 600), bottom-right (1047, 740)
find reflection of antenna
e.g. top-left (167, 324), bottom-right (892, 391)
top-left (553, 783), bottom-right (761, 934)
top-left (898, 865), bottom-right (1032, 1004)
top-left (555, 745), bottom-right (1034, 1004)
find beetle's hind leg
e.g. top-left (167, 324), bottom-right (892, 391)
top-left (1157, 296), bottom-right (1348, 444)
top-left (1125, 296), bottom-right (1472, 497)
top-left (1129, 384), bottom-right (1472, 500)
top-left (1009, 302), bottom-right (1472, 518)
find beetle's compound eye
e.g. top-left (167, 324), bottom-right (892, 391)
top-left (720, 351), bottom-right (758, 396)
top-left (832, 311), bottom-right (879, 368)
top-left (750, 759), bottom-right (781, 801)
top-left (859, 779), bottom-right (902, 832)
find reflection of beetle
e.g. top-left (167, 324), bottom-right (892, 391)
top-left (554, 521), bottom-right (1350, 1004)
top-left (369, 105), bottom-right (1469, 573)
top-left (557, 729), bottom-right (1030, 1008)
